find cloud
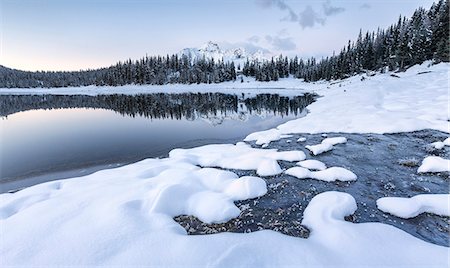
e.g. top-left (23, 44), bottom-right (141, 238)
top-left (256, 0), bottom-right (298, 21)
top-left (247, 35), bottom-right (261, 43)
top-left (323, 0), bottom-right (345, 16)
top-left (359, 3), bottom-right (371, 9)
top-left (297, 6), bottom-right (325, 29)
top-left (256, 0), bottom-right (345, 29)
top-left (265, 35), bottom-right (297, 51)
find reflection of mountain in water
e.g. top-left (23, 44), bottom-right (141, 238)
top-left (0, 93), bottom-right (315, 122)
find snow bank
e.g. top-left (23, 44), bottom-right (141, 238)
top-left (297, 159), bottom-right (326, 171)
top-left (377, 194), bottom-right (450, 218)
top-left (1, 174), bottom-right (448, 267)
top-left (285, 166), bottom-right (357, 182)
top-left (245, 62), bottom-right (450, 144)
top-left (417, 156), bottom-right (450, 173)
top-left (169, 142), bottom-right (305, 176)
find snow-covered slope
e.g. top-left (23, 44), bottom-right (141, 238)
top-left (245, 61), bottom-right (450, 145)
top-left (179, 41), bottom-right (270, 67)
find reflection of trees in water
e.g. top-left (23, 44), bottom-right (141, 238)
top-left (0, 93), bottom-right (315, 119)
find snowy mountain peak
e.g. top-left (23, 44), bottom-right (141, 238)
top-left (199, 41), bottom-right (221, 53)
top-left (179, 41), bottom-right (270, 66)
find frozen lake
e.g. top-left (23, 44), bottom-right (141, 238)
top-left (0, 93), bottom-right (314, 192)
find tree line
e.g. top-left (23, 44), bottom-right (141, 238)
top-left (0, 0), bottom-right (447, 88)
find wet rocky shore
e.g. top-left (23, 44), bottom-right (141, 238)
top-left (174, 129), bottom-right (449, 247)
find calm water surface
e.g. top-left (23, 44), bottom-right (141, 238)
top-left (0, 93), bottom-right (314, 192)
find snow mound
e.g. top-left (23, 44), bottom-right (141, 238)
top-left (285, 166), bottom-right (312, 179)
top-left (297, 159), bottom-right (326, 171)
top-left (244, 128), bottom-right (282, 146)
top-left (377, 194), bottom-right (450, 218)
top-left (322, 137), bottom-right (347, 145)
top-left (310, 167), bottom-right (357, 182)
top-left (285, 166), bottom-right (357, 182)
top-left (430, 137), bottom-right (450, 149)
top-left (297, 137), bottom-right (306, 142)
top-left (443, 137), bottom-right (450, 146)
top-left (169, 142), bottom-right (305, 176)
top-left (430, 141), bottom-right (445, 149)
top-left (417, 156), bottom-right (450, 173)
top-left (305, 143), bottom-right (333, 155)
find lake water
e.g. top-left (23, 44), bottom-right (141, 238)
top-left (0, 93), bottom-right (314, 192)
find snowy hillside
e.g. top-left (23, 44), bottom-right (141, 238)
top-left (179, 41), bottom-right (271, 67)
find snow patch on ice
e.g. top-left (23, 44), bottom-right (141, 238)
top-left (297, 137), bottom-right (306, 142)
top-left (417, 156), bottom-right (450, 173)
top-left (430, 141), bottom-right (445, 150)
top-left (377, 194), bottom-right (450, 218)
top-left (297, 159), bottom-right (327, 171)
top-left (322, 136), bottom-right (347, 145)
top-left (285, 166), bottom-right (357, 182)
top-left (443, 137), bottom-right (450, 146)
top-left (305, 143), bottom-right (333, 155)
top-left (169, 142), bottom-right (305, 176)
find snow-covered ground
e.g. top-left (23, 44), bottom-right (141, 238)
top-left (1, 61), bottom-right (449, 266)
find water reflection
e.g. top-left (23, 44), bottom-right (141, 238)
top-left (0, 93), bottom-right (315, 120)
top-left (1, 92), bottom-right (315, 192)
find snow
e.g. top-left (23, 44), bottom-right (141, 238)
top-left (310, 167), bottom-right (357, 182)
top-left (430, 137), bottom-right (450, 149)
top-left (169, 142), bottom-right (305, 176)
top-left (443, 137), bottom-right (450, 146)
top-left (1, 62), bottom-right (449, 266)
top-left (304, 137), bottom-right (347, 155)
top-left (417, 156), bottom-right (450, 173)
top-left (2, 171), bottom-right (448, 267)
top-left (297, 159), bottom-right (327, 171)
top-left (430, 141), bottom-right (445, 149)
top-left (305, 142), bottom-right (333, 155)
top-left (322, 136), bottom-right (347, 145)
top-left (285, 166), bottom-right (357, 182)
top-left (285, 166), bottom-right (312, 179)
top-left (179, 41), bottom-right (271, 68)
top-left (245, 61), bottom-right (450, 145)
top-left (297, 137), bottom-right (306, 142)
top-left (377, 194), bottom-right (450, 218)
